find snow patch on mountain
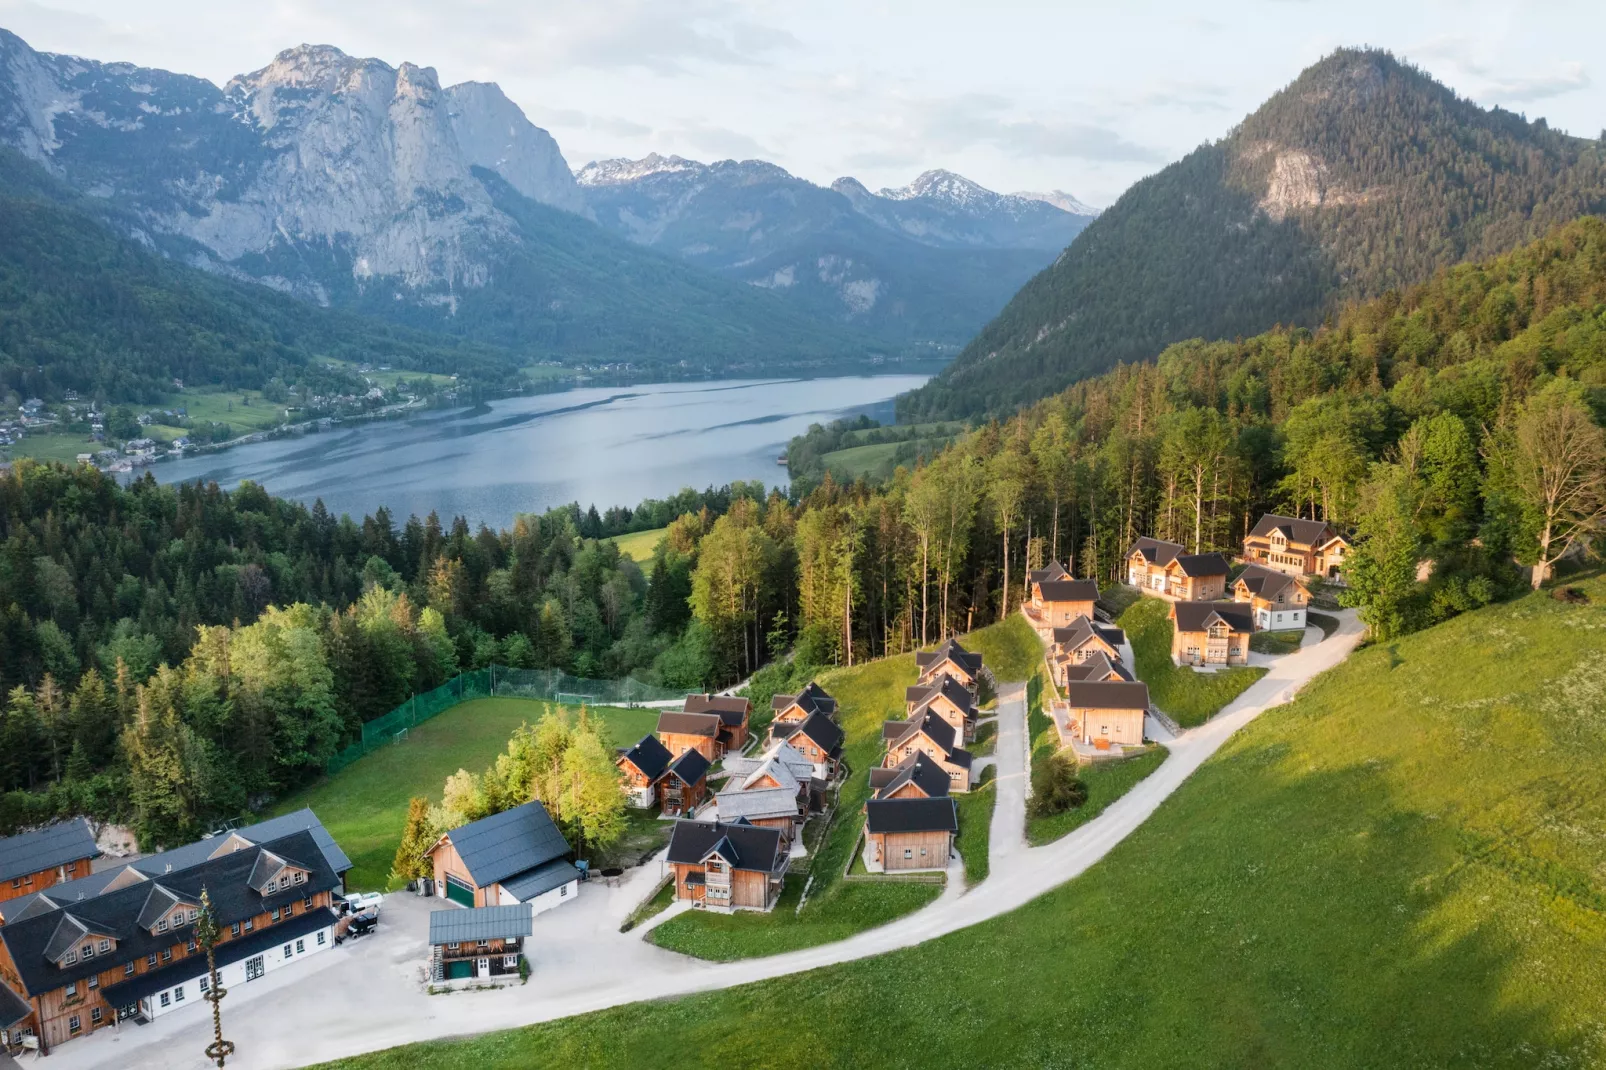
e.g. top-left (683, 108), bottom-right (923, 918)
top-left (575, 153), bottom-right (703, 186)
top-left (1013, 189), bottom-right (1099, 217)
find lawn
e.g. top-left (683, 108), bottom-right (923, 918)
top-left (2, 431), bottom-right (99, 463)
top-left (1026, 747), bottom-right (1168, 846)
top-left (609, 527), bottom-right (667, 563)
top-left (1249, 628), bottom-right (1306, 655)
top-left (270, 697), bottom-right (658, 889)
top-left (953, 774), bottom-right (996, 884)
top-left (320, 575), bottom-right (1606, 1070)
top-left (962, 611), bottom-right (1043, 683)
top-left (1119, 596), bottom-right (1266, 726)
top-left (647, 616), bottom-right (1031, 960)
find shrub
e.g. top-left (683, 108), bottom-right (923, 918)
top-left (1030, 752), bottom-right (1088, 818)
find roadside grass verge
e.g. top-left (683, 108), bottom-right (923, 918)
top-left (270, 697), bottom-right (657, 889)
top-left (619, 880), bottom-right (676, 933)
top-left (1026, 747), bottom-right (1167, 846)
top-left (954, 772), bottom-right (996, 884)
top-left (1119, 597), bottom-right (1265, 727)
top-left (318, 576), bottom-right (1606, 1070)
top-left (1249, 628), bottom-right (1305, 655)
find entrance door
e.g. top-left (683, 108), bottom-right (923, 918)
top-left (245, 955), bottom-right (265, 981)
top-left (445, 874), bottom-right (476, 907)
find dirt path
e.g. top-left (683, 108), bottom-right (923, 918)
top-left (65, 613), bottom-right (1364, 1070)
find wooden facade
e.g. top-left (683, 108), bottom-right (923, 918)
top-left (1169, 603), bottom-right (1254, 667)
top-left (1243, 514), bottom-right (1350, 578)
top-left (1233, 565), bottom-right (1311, 631)
top-left (866, 829), bottom-right (953, 872)
top-left (0, 857), bottom-right (92, 908)
top-left (1066, 704), bottom-right (1146, 747)
top-left (883, 732), bottom-right (971, 792)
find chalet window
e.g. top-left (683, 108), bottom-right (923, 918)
top-left (68, 1015), bottom-right (81, 1036)
top-left (477, 940), bottom-right (489, 949)
top-left (271, 908), bottom-right (281, 922)
top-left (171, 912), bottom-right (184, 926)
top-left (124, 963), bottom-right (135, 976)
top-left (295, 939), bottom-right (305, 954)
top-left (447, 942), bottom-right (460, 951)
top-left (174, 986), bottom-right (185, 1003)
top-left (559, 885), bottom-right (568, 897)
top-left (188, 909), bottom-right (197, 923)
top-left (147, 954), bottom-right (156, 967)
top-left (159, 993), bottom-right (170, 1008)
top-left (97, 939), bottom-right (110, 953)
top-left (502, 954), bottom-right (518, 968)
top-left (8, 878), bottom-right (17, 888)
top-left (243, 919), bottom-right (254, 932)
top-left (187, 940), bottom-right (197, 954)
top-left (161, 949), bottom-right (172, 963)
top-left (230, 922), bottom-right (240, 937)
top-left (88, 975), bottom-right (98, 990)
top-left (158, 920), bottom-right (168, 933)
top-left (81, 943), bottom-right (94, 958)
top-left (302, 897), bottom-right (313, 909)
top-left (91, 1007), bottom-right (102, 1025)
top-left (903, 849), bottom-right (913, 859)
top-left (65, 981), bottom-right (77, 997)
top-left (283, 943), bottom-right (293, 958)
top-left (64, 950), bottom-right (77, 965)
top-left (284, 903), bottom-right (294, 917)
top-left (316, 932), bottom-right (327, 946)
top-left (294, 872), bottom-right (306, 885)
top-left (265, 880), bottom-right (277, 893)
top-left (200, 976), bottom-right (209, 993)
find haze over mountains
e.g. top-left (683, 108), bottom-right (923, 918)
top-left (901, 48), bottom-right (1606, 419)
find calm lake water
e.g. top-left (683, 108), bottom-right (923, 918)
top-left (151, 374), bottom-right (930, 529)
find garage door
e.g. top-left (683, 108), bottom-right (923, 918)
top-left (446, 960), bottom-right (473, 980)
top-left (444, 874), bottom-right (475, 907)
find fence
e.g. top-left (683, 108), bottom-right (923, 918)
top-left (324, 666), bottom-right (687, 776)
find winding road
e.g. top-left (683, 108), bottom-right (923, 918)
top-left (57, 611), bottom-right (1364, 1070)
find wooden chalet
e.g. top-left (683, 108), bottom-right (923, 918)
top-left (914, 638), bottom-right (985, 692)
top-left (1064, 680), bottom-right (1151, 748)
top-left (1058, 649), bottom-right (1134, 685)
top-left (1243, 514), bottom-right (1349, 578)
top-left (904, 674), bottom-right (978, 743)
top-left (1126, 536), bottom-right (1184, 591)
top-left (1047, 617), bottom-right (1126, 688)
top-left (1026, 577), bottom-right (1100, 634)
top-left (426, 801), bottom-right (579, 915)
top-left (682, 694), bottom-right (751, 754)
top-left (862, 798), bottom-right (957, 874)
top-left (869, 753), bottom-right (952, 801)
top-left (722, 742), bottom-right (824, 812)
top-left (1234, 564), bottom-right (1311, 631)
top-left (1159, 552), bottom-right (1230, 601)
top-left (1169, 601), bottom-right (1255, 668)
top-left (881, 711), bottom-right (973, 792)
top-left (658, 750), bottom-right (712, 817)
top-left (615, 734), bottom-right (674, 809)
top-left (0, 820), bottom-right (98, 910)
top-left (656, 710), bottom-right (724, 761)
top-left (768, 682), bottom-right (838, 743)
top-left (427, 904), bottom-right (530, 983)
top-left (665, 820), bottom-right (789, 912)
top-left (771, 712), bottom-right (845, 781)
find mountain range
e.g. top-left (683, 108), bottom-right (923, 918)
top-left (900, 48), bottom-right (1606, 419)
top-left (0, 29), bottom-right (1094, 383)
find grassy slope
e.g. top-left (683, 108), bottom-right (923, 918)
top-left (649, 616), bottom-right (1040, 959)
top-left (325, 575), bottom-right (1606, 1070)
top-left (1120, 596), bottom-right (1266, 726)
top-left (271, 697), bottom-right (657, 889)
top-left (954, 776), bottom-right (996, 884)
top-left (609, 527), bottom-right (667, 564)
top-left (1027, 747), bottom-right (1168, 846)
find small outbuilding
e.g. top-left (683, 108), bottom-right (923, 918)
top-left (425, 801), bottom-right (579, 916)
top-left (428, 904), bottom-right (531, 983)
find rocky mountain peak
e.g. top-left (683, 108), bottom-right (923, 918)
top-left (1012, 190), bottom-right (1099, 217)
top-left (575, 153), bottom-right (704, 186)
top-left (880, 168), bottom-right (994, 207)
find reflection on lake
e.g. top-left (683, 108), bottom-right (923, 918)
top-left (151, 374), bottom-right (930, 529)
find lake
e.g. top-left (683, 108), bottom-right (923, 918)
top-left (151, 373), bottom-right (930, 529)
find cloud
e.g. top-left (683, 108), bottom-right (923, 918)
top-left (1407, 36), bottom-right (1590, 104)
top-left (869, 92), bottom-right (1165, 165)
top-left (660, 121), bottom-right (775, 161)
top-left (1479, 62), bottom-right (1590, 103)
top-left (531, 108), bottom-right (653, 138)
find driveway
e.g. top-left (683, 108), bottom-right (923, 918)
top-left (55, 612), bottom-right (1365, 1070)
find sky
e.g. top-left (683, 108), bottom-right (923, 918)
top-left (1, 0), bottom-right (1602, 207)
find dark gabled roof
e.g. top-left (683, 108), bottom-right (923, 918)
top-left (781, 710), bottom-right (844, 755)
top-left (884, 710), bottom-right (958, 754)
top-left (1065, 680), bottom-right (1151, 712)
top-left (0, 831), bottom-right (340, 998)
top-left (1127, 536), bottom-right (1183, 566)
top-left (683, 694), bottom-right (751, 726)
top-left (771, 681), bottom-right (837, 718)
top-left (1171, 552), bottom-right (1230, 578)
top-left (656, 710), bottom-right (721, 738)
top-left (864, 797), bottom-right (958, 835)
top-left (499, 857), bottom-right (580, 902)
top-left (1248, 513), bottom-right (1337, 546)
top-left (665, 820), bottom-right (784, 873)
top-left (906, 675), bottom-right (976, 718)
top-left (1027, 561), bottom-right (1070, 583)
top-left (617, 734), bottom-right (673, 782)
top-left (1235, 563), bottom-right (1301, 601)
top-left (98, 906), bottom-right (335, 1010)
top-left (1172, 601), bottom-right (1256, 634)
top-left (0, 979), bottom-right (31, 1028)
top-left (1037, 578), bottom-right (1101, 602)
top-left (436, 801), bottom-right (570, 890)
top-left (915, 638), bottom-right (983, 675)
top-left (428, 903), bottom-right (533, 946)
top-left (1062, 651), bottom-right (1134, 683)
top-left (664, 748), bottom-right (711, 787)
top-left (870, 753), bottom-right (952, 800)
top-left (0, 818), bottom-right (99, 883)
top-left (1052, 617), bottom-right (1124, 653)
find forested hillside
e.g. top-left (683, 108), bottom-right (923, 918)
top-left (0, 150), bottom-right (521, 404)
top-left (2, 219), bottom-right (1602, 849)
top-left (902, 48), bottom-right (1606, 419)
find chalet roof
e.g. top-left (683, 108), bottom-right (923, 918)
top-left (0, 830), bottom-right (339, 998)
top-left (883, 713), bottom-right (972, 769)
top-left (495, 857), bottom-right (580, 902)
top-left (1172, 601), bottom-right (1256, 634)
top-left (737, 756), bottom-right (804, 795)
top-left (617, 734), bottom-right (673, 782)
top-left (781, 711), bottom-right (844, 755)
top-left (915, 637), bottom-right (984, 676)
top-left (1065, 680), bottom-right (1151, 712)
top-left (683, 693), bottom-right (751, 726)
top-left (722, 742), bottom-right (815, 785)
top-left (1027, 561), bottom-right (1070, 583)
top-left (1062, 650), bottom-right (1134, 683)
top-left (771, 681), bottom-right (837, 718)
top-left (1051, 617), bottom-right (1125, 654)
top-left (665, 820), bottom-right (784, 874)
top-left (433, 801), bottom-right (570, 890)
top-left (664, 748), bottom-right (711, 787)
top-left (428, 904), bottom-right (532, 946)
top-left (1235, 563), bottom-right (1301, 601)
top-left (864, 797), bottom-right (958, 835)
top-left (905, 675), bottom-right (977, 718)
top-left (0, 979), bottom-right (30, 1028)
top-left (1127, 536), bottom-right (1183, 566)
top-left (714, 786), bottom-right (798, 822)
top-left (869, 753), bottom-right (952, 800)
top-left (1170, 552), bottom-right (1230, 578)
top-left (0, 809), bottom-right (347, 919)
top-left (0, 818), bottom-right (98, 884)
top-left (1036, 578), bottom-right (1101, 603)
top-left (1248, 513), bottom-right (1336, 546)
top-left (656, 710), bottom-right (721, 738)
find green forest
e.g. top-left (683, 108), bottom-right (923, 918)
top-left (3, 216), bottom-right (1604, 852)
top-left (902, 48), bottom-right (1606, 420)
